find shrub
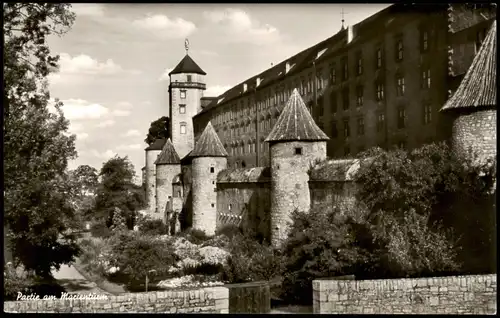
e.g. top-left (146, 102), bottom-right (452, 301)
top-left (215, 224), bottom-right (243, 239)
top-left (90, 222), bottom-right (111, 238)
top-left (181, 262), bottom-right (224, 276)
top-left (179, 228), bottom-right (212, 245)
top-left (77, 237), bottom-right (110, 279)
top-left (139, 218), bottom-right (168, 236)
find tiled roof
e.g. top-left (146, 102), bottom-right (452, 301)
top-left (169, 54), bottom-right (206, 76)
top-left (155, 138), bottom-right (181, 165)
top-left (145, 138), bottom-right (166, 151)
top-left (190, 122), bottom-right (228, 157)
top-left (441, 21), bottom-right (496, 111)
top-left (265, 89), bottom-right (329, 142)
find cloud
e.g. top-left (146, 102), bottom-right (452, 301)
top-left (60, 99), bottom-right (109, 120)
top-left (71, 3), bottom-right (106, 17)
top-left (116, 101), bottom-right (133, 109)
top-left (203, 8), bottom-right (281, 45)
top-left (205, 85), bottom-right (232, 97)
top-left (112, 109), bottom-right (131, 117)
top-left (132, 14), bottom-right (196, 38)
top-left (116, 144), bottom-right (142, 151)
top-left (91, 149), bottom-right (116, 159)
top-left (125, 129), bottom-right (141, 137)
top-left (158, 68), bottom-right (173, 81)
top-left (76, 132), bottom-right (89, 140)
top-left (96, 119), bottom-right (115, 128)
top-left (141, 101), bottom-right (152, 106)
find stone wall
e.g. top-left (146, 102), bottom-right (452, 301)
top-left (313, 275), bottom-right (497, 314)
top-left (451, 109), bottom-right (497, 165)
top-left (4, 286), bottom-right (229, 314)
top-left (145, 149), bottom-right (161, 215)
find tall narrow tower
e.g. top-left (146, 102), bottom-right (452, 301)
top-left (265, 89), bottom-right (330, 247)
top-left (145, 138), bottom-right (166, 215)
top-left (168, 40), bottom-right (207, 159)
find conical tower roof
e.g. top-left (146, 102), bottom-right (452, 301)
top-left (190, 122), bottom-right (228, 158)
top-left (169, 54), bottom-right (206, 76)
top-left (265, 88), bottom-right (329, 142)
top-left (145, 138), bottom-right (166, 151)
top-left (441, 21), bottom-right (496, 112)
top-left (155, 138), bottom-right (180, 165)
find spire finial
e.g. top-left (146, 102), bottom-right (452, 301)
top-left (184, 38), bottom-right (190, 55)
top-left (340, 8), bottom-right (348, 30)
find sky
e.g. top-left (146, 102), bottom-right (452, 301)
top-left (47, 3), bottom-right (390, 182)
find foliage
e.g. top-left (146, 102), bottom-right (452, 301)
top-left (110, 207), bottom-right (128, 233)
top-left (93, 156), bottom-right (145, 230)
top-left (108, 232), bottom-right (178, 286)
top-left (3, 3), bottom-right (80, 278)
top-left (90, 222), bottom-right (112, 239)
top-left (4, 264), bottom-right (65, 300)
top-left (215, 224), bottom-right (244, 239)
top-left (139, 218), bottom-right (168, 236)
top-left (181, 262), bottom-right (224, 277)
top-left (222, 232), bottom-right (283, 284)
top-left (179, 228), bottom-right (212, 245)
top-left (77, 237), bottom-right (110, 279)
top-left (145, 116), bottom-right (170, 146)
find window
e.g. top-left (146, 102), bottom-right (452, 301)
top-left (228, 204), bottom-right (232, 211)
top-left (187, 75), bottom-right (192, 82)
top-left (375, 82), bottom-right (385, 101)
top-left (180, 122), bottom-right (187, 134)
top-left (377, 113), bottom-right (385, 132)
top-left (210, 167), bottom-right (215, 173)
top-left (396, 38), bottom-right (404, 61)
top-left (341, 57), bottom-right (348, 81)
top-left (356, 86), bottom-right (364, 107)
top-left (179, 104), bottom-right (186, 114)
top-left (343, 119), bottom-right (350, 138)
top-left (319, 103), bottom-right (324, 117)
top-left (423, 103), bottom-right (432, 124)
top-left (397, 107), bottom-right (406, 129)
top-left (295, 147), bottom-right (302, 155)
top-left (475, 28), bottom-right (487, 53)
top-left (180, 90), bottom-right (186, 99)
top-left (342, 88), bottom-right (349, 110)
top-left (330, 64), bottom-right (336, 84)
top-left (330, 91), bottom-right (337, 113)
top-left (211, 203), bottom-right (215, 208)
top-left (396, 75), bottom-right (405, 96)
top-left (420, 29), bottom-right (429, 52)
top-left (344, 146), bottom-right (350, 156)
top-left (356, 52), bottom-right (363, 75)
top-left (308, 73), bottom-right (312, 93)
top-left (357, 117), bottom-right (365, 136)
top-left (331, 121), bottom-right (338, 138)
top-left (421, 68), bottom-right (431, 89)
top-left (317, 69), bottom-right (323, 90)
top-left (375, 48), bottom-right (382, 69)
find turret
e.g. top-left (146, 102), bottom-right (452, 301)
top-left (155, 138), bottom-right (181, 224)
top-left (265, 88), bottom-right (330, 247)
top-left (190, 122), bottom-right (228, 236)
top-left (144, 138), bottom-right (166, 215)
top-left (168, 42), bottom-right (207, 159)
top-left (440, 21), bottom-right (496, 166)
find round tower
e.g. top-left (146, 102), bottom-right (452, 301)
top-left (168, 40), bottom-right (207, 159)
top-left (265, 89), bottom-right (330, 247)
top-left (190, 122), bottom-right (228, 236)
top-left (441, 21), bottom-right (496, 166)
top-left (155, 138), bottom-right (181, 222)
top-left (144, 139), bottom-right (166, 215)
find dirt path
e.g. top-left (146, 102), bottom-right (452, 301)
top-left (51, 264), bottom-right (111, 295)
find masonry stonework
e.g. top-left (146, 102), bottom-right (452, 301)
top-left (313, 274), bottom-right (497, 314)
top-left (145, 149), bottom-right (161, 214)
top-left (269, 141), bottom-right (327, 246)
top-left (192, 157), bottom-right (227, 235)
top-left (155, 164), bottom-right (181, 217)
top-left (4, 286), bottom-right (229, 314)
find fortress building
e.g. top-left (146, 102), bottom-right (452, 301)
top-left (142, 4), bottom-right (496, 246)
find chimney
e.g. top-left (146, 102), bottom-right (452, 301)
top-left (256, 77), bottom-right (261, 87)
top-left (243, 83), bottom-right (248, 92)
top-left (347, 25), bottom-right (354, 44)
top-left (285, 61), bottom-right (291, 74)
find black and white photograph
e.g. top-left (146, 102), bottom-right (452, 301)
top-left (3, 2), bottom-right (497, 314)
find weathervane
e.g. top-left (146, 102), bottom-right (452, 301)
top-left (340, 8), bottom-right (348, 30)
top-left (185, 38), bottom-right (190, 55)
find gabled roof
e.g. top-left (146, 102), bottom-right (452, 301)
top-left (169, 54), bottom-right (206, 76)
top-left (265, 89), bottom-right (329, 143)
top-left (190, 122), bottom-right (228, 157)
top-left (145, 138), bottom-right (166, 151)
top-left (155, 138), bottom-right (180, 165)
top-left (441, 21), bottom-right (496, 112)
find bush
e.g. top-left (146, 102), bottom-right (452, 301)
top-left (222, 232), bottom-right (283, 284)
top-left (179, 228), bottom-right (212, 245)
top-left (215, 224), bottom-right (243, 239)
top-left (139, 218), bottom-right (168, 236)
top-left (90, 222), bottom-right (111, 238)
top-left (181, 262), bottom-right (224, 276)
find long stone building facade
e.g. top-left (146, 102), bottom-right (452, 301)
top-left (142, 4), bottom-right (496, 246)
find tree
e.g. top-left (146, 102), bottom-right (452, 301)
top-left (93, 156), bottom-right (145, 229)
top-left (3, 3), bottom-right (80, 278)
top-left (69, 165), bottom-right (99, 224)
top-left (144, 116), bottom-right (170, 146)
